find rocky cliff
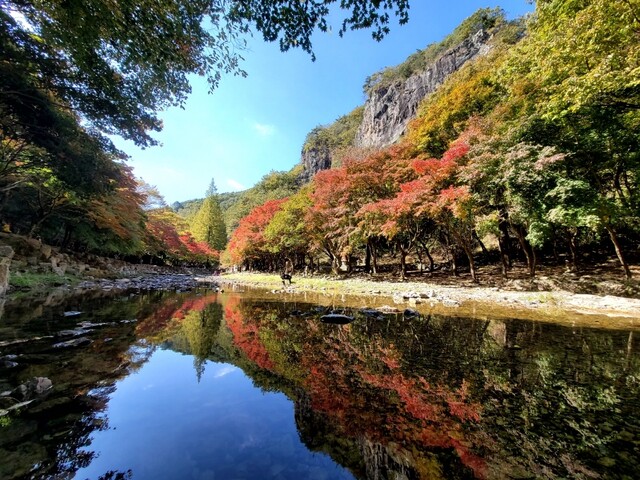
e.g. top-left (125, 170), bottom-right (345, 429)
top-left (354, 28), bottom-right (491, 149)
top-left (297, 28), bottom-right (492, 182)
top-left (298, 145), bottom-right (333, 184)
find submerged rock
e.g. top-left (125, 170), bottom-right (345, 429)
top-left (320, 314), bottom-right (355, 325)
top-left (0, 336), bottom-right (54, 348)
top-left (403, 308), bottom-right (420, 318)
top-left (10, 377), bottom-right (52, 401)
top-left (378, 305), bottom-right (400, 314)
top-left (0, 359), bottom-right (19, 369)
top-left (78, 321), bottom-right (109, 328)
top-left (359, 308), bottom-right (383, 319)
top-left (56, 328), bottom-right (92, 338)
top-left (52, 337), bottom-right (92, 349)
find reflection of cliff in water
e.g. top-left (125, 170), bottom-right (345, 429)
top-left (191, 293), bottom-right (639, 480)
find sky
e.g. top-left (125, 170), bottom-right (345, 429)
top-left (115, 1), bottom-right (534, 205)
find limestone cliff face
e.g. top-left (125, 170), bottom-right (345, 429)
top-left (354, 29), bottom-right (491, 149)
top-left (297, 145), bottom-right (333, 185)
top-left (297, 28), bottom-right (491, 182)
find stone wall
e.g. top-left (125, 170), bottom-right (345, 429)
top-left (0, 233), bottom-right (162, 295)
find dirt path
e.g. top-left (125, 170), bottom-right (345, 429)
top-left (216, 271), bottom-right (640, 328)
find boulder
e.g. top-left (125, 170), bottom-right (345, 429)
top-left (39, 243), bottom-right (52, 260)
top-left (10, 377), bottom-right (53, 401)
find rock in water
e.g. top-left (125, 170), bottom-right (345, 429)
top-left (52, 337), bottom-right (92, 348)
top-left (403, 308), bottom-right (420, 318)
top-left (320, 314), bottom-right (355, 325)
top-left (10, 377), bottom-right (52, 401)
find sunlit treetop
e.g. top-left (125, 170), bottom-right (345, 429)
top-left (1, 0), bottom-right (410, 146)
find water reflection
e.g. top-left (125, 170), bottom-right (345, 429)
top-left (0, 289), bottom-right (638, 479)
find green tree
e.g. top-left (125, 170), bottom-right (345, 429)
top-left (2, 0), bottom-right (410, 146)
top-left (191, 179), bottom-right (227, 251)
top-left (223, 168), bottom-right (301, 235)
top-left (264, 186), bottom-right (313, 266)
top-left (497, 0), bottom-right (640, 278)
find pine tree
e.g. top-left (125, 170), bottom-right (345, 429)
top-left (191, 179), bottom-right (227, 251)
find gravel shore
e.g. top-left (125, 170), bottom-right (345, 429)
top-left (218, 272), bottom-right (640, 328)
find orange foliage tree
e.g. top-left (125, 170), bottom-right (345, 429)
top-left (146, 208), bottom-right (219, 265)
top-left (226, 198), bottom-right (287, 270)
top-left (307, 145), bottom-right (414, 273)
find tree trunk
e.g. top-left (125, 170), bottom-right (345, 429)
top-left (497, 239), bottom-right (509, 279)
top-left (498, 209), bottom-right (512, 269)
top-left (450, 248), bottom-right (458, 277)
top-left (514, 224), bottom-right (536, 277)
top-left (568, 229), bottom-right (579, 271)
top-left (365, 238), bottom-right (378, 274)
top-left (365, 241), bottom-right (372, 273)
top-left (399, 243), bottom-right (407, 281)
top-left (472, 230), bottom-right (489, 259)
top-left (606, 225), bottom-right (632, 279)
top-left (552, 234), bottom-right (560, 265)
top-left (371, 243), bottom-right (378, 274)
top-left (331, 255), bottom-right (340, 275)
top-left (418, 240), bottom-right (435, 273)
top-left (425, 248), bottom-right (434, 273)
top-left (462, 244), bottom-right (477, 282)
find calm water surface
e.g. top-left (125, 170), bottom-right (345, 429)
top-left (0, 288), bottom-right (638, 479)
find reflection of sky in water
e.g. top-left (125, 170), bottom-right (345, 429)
top-left (76, 348), bottom-right (354, 480)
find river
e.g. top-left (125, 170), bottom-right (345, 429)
top-left (0, 287), bottom-right (638, 479)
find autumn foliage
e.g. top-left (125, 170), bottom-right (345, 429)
top-left (226, 198), bottom-right (287, 268)
top-left (223, 1), bottom-right (639, 280)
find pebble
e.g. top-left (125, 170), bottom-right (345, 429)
top-left (76, 274), bottom-right (221, 293)
top-left (441, 298), bottom-right (461, 307)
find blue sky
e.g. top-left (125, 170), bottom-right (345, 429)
top-left (117, 1), bottom-right (534, 204)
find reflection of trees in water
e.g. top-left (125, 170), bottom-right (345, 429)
top-left (219, 295), bottom-right (640, 479)
top-left (170, 301), bottom-right (223, 381)
top-left (218, 298), bottom-right (483, 478)
top-left (0, 291), bottom-right (161, 479)
top-left (479, 320), bottom-right (640, 478)
top-left (22, 289), bottom-right (631, 480)
top-left (97, 470), bottom-right (133, 480)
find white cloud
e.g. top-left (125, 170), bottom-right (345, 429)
top-left (226, 178), bottom-right (246, 191)
top-left (253, 122), bottom-right (276, 137)
top-left (213, 365), bottom-right (238, 378)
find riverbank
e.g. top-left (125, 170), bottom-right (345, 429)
top-left (219, 271), bottom-right (640, 327)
